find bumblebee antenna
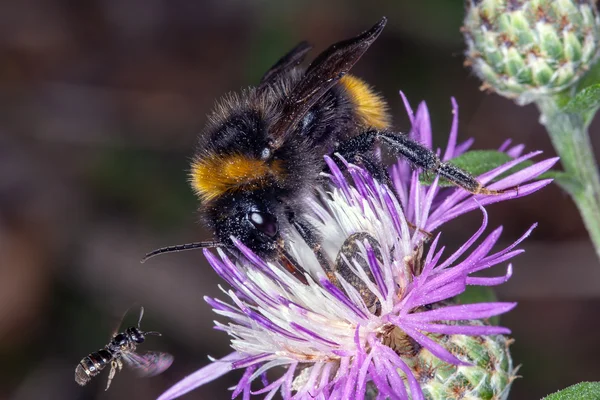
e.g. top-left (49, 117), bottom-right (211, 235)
top-left (141, 241), bottom-right (223, 263)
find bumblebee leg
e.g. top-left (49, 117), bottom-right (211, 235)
top-left (349, 152), bottom-right (393, 188)
top-left (377, 131), bottom-right (505, 195)
top-left (105, 361), bottom-right (117, 391)
top-left (336, 130), bottom-right (509, 195)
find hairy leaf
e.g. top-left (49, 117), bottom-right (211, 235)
top-left (543, 382), bottom-right (600, 400)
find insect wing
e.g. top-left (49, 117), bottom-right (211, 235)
top-left (259, 41), bottom-right (312, 87)
top-left (121, 351), bottom-right (174, 377)
top-left (110, 305), bottom-right (142, 338)
top-left (269, 17), bottom-right (386, 147)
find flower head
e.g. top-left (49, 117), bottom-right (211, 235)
top-left (464, 0), bottom-right (600, 104)
top-left (159, 95), bottom-right (557, 400)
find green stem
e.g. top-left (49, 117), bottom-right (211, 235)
top-left (536, 97), bottom-right (600, 260)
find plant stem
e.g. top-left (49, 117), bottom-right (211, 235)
top-left (536, 97), bottom-right (600, 260)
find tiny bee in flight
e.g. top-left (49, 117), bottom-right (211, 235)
top-left (75, 307), bottom-right (173, 391)
top-left (142, 17), bottom-right (504, 279)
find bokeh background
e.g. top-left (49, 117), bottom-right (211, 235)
top-left (1, 1), bottom-right (599, 399)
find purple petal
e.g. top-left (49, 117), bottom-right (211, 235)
top-left (442, 97), bottom-right (459, 161)
top-left (476, 224), bottom-right (536, 266)
top-left (157, 352), bottom-right (244, 400)
top-left (467, 264), bottom-right (513, 286)
top-left (364, 241), bottom-right (387, 298)
top-left (467, 276), bottom-right (510, 286)
top-left (454, 137), bottom-right (474, 155)
top-left (400, 324), bottom-right (471, 366)
top-left (478, 179), bottom-right (553, 206)
top-left (471, 250), bottom-right (524, 274)
top-left (381, 185), bottom-right (410, 242)
top-left (477, 151), bottom-right (543, 184)
top-left (419, 233), bottom-right (442, 279)
top-left (498, 139), bottom-right (512, 152)
top-left (341, 357), bottom-right (360, 399)
top-left (231, 364), bottom-right (257, 399)
top-left (325, 155), bottom-right (352, 202)
top-left (247, 310), bottom-right (304, 341)
top-left (486, 157), bottom-right (559, 190)
top-left (430, 180), bottom-right (551, 229)
top-left (203, 249), bottom-right (240, 289)
top-left (402, 279), bottom-right (466, 311)
top-left (507, 144), bottom-right (525, 158)
top-left (290, 322), bottom-right (339, 346)
top-left (391, 163), bottom-right (409, 207)
top-left (231, 353), bottom-right (271, 369)
top-left (418, 176), bottom-right (439, 229)
top-left (354, 351), bottom-right (374, 400)
top-left (230, 238), bottom-right (280, 283)
top-left (414, 101), bottom-right (432, 149)
top-left (368, 339), bottom-right (408, 400)
top-left (399, 90), bottom-right (415, 125)
top-left (320, 278), bottom-right (368, 319)
top-left (435, 205), bottom-right (488, 270)
top-left (408, 170), bottom-right (420, 223)
top-left (403, 320), bottom-right (511, 336)
top-left (387, 354), bottom-right (424, 400)
top-left (382, 357), bottom-right (413, 400)
top-left (294, 362), bottom-right (324, 397)
top-left (368, 360), bottom-right (404, 400)
top-left (405, 302), bottom-right (517, 322)
top-left (456, 226), bottom-right (503, 270)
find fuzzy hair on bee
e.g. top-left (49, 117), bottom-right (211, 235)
top-left (142, 17), bottom-right (509, 282)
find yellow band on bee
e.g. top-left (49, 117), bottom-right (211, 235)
top-left (190, 153), bottom-right (284, 202)
top-left (339, 75), bottom-right (390, 130)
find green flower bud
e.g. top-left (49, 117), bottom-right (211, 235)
top-left (464, 0), bottom-right (600, 104)
top-left (401, 320), bottom-right (517, 400)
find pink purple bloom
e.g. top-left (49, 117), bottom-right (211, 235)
top-left (158, 94), bottom-right (557, 400)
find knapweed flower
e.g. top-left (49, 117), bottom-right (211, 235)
top-left (464, 0), bottom-right (600, 104)
top-left (159, 95), bottom-right (557, 400)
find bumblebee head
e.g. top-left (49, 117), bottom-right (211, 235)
top-left (208, 191), bottom-right (283, 259)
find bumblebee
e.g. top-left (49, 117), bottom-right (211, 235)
top-left (143, 17), bottom-right (500, 276)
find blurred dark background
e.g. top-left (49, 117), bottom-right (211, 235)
top-left (1, 1), bottom-right (599, 399)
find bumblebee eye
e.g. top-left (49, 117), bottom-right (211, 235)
top-left (247, 212), bottom-right (278, 237)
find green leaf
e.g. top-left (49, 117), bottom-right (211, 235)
top-left (543, 382), bottom-right (600, 400)
top-left (419, 150), bottom-right (559, 187)
top-left (563, 84), bottom-right (600, 113)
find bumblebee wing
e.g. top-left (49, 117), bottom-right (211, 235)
top-left (259, 41), bottom-right (312, 87)
top-left (121, 351), bottom-right (174, 377)
top-left (269, 17), bottom-right (387, 148)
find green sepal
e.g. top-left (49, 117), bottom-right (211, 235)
top-left (457, 286), bottom-right (499, 325)
top-left (562, 84), bottom-right (600, 113)
top-left (543, 382), bottom-right (600, 400)
top-left (576, 58), bottom-right (600, 93)
top-left (418, 150), bottom-right (560, 187)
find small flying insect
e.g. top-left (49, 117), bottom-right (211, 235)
top-left (142, 17), bottom-right (508, 280)
top-left (75, 307), bottom-right (173, 391)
